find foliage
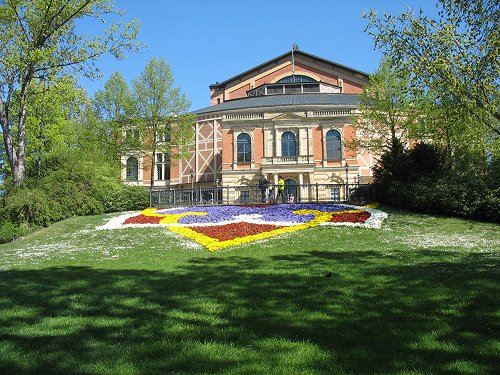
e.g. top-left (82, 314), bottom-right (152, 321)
top-left (349, 58), bottom-right (417, 154)
top-left (0, 220), bottom-right (26, 244)
top-left (130, 57), bottom-right (196, 189)
top-left (3, 186), bottom-right (63, 227)
top-left (93, 59), bottom-right (196, 190)
top-left (364, 0), bottom-right (500, 136)
top-left (24, 76), bottom-right (89, 176)
top-left (94, 71), bottom-right (133, 122)
top-left (0, 0), bottom-right (142, 185)
top-left (373, 144), bottom-right (499, 222)
top-left (0, 153), bottom-right (149, 243)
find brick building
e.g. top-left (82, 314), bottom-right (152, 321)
top-left (123, 49), bottom-right (377, 202)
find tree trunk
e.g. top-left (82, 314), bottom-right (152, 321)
top-left (12, 158), bottom-right (25, 186)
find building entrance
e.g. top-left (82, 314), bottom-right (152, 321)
top-left (284, 179), bottom-right (297, 202)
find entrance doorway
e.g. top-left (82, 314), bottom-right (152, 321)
top-left (284, 179), bottom-right (297, 202)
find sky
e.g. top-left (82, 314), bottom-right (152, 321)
top-left (78, 0), bottom-right (439, 111)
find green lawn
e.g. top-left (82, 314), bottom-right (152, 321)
top-left (0, 206), bottom-right (499, 374)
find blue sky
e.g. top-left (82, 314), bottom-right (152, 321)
top-left (78, 0), bottom-right (438, 111)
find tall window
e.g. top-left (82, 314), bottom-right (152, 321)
top-left (237, 133), bottom-right (252, 163)
top-left (156, 126), bottom-right (170, 143)
top-left (126, 157), bottom-right (138, 181)
top-left (125, 129), bottom-right (140, 144)
top-left (281, 131), bottom-right (297, 157)
top-left (156, 153), bottom-right (170, 180)
top-left (326, 129), bottom-right (342, 160)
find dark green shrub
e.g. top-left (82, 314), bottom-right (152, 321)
top-left (0, 221), bottom-right (27, 244)
top-left (373, 143), bottom-right (499, 222)
top-left (4, 187), bottom-right (63, 226)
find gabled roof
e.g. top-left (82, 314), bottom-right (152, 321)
top-left (209, 50), bottom-right (370, 89)
top-left (194, 93), bottom-right (360, 114)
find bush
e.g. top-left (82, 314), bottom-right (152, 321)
top-left (1, 156), bottom-right (149, 234)
top-left (0, 221), bottom-right (27, 244)
top-left (4, 187), bottom-right (63, 227)
top-left (110, 185), bottom-right (150, 212)
top-left (374, 144), bottom-right (499, 222)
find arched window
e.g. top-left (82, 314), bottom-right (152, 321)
top-left (276, 75), bottom-right (317, 84)
top-left (237, 133), bottom-right (251, 163)
top-left (281, 131), bottom-right (297, 157)
top-left (326, 129), bottom-right (342, 160)
top-left (126, 157), bottom-right (138, 181)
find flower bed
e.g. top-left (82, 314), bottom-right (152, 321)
top-left (97, 203), bottom-right (387, 251)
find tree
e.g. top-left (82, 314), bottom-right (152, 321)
top-left (0, 0), bottom-right (142, 186)
top-left (363, 0), bottom-right (500, 136)
top-left (349, 58), bottom-right (418, 154)
top-left (93, 71), bottom-right (134, 161)
top-left (24, 75), bottom-right (88, 177)
top-left (94, 71), bottom-right (132, 122)
top-left (130, 57), bottom-right (195, 191)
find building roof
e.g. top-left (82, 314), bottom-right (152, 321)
top-left (209, 50), bottom-right (370, 89)
top-left (194, 93), bottom-right (361, 114)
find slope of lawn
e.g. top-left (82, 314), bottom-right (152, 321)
top-left (0, 206), bottom-right (499, 374)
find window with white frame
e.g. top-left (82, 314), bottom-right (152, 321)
top-left (331, 187), bottom-right (340, 201)
top-left (156, 153), bottom-right (170, 181)
top-left (156, 126), bottom-right (170, 143)
top-left (125, 129), bottom-right (140, 144)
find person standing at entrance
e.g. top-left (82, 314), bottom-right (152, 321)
top-left (277, 176), bottom-right (285, 203)
top-left (258, 174), bottom-right (269, 203)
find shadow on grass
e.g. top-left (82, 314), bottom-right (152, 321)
top-left (0, 250), bottom-right (499, 374)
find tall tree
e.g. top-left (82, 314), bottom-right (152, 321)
top-left (0, 0), bottom-right (142, 186)
top-left (130, 57), bottom-right (195, 190)
top-left (349, 58), bottom-right (418, 154)
top-left (94, 71), bottom-right (132, 122)
top-left (93, 71), bottom-right (133, 161)
top-left (24, 75), bottom-right (88, 176)
top-left (363, 0), bottom-right (500, 136)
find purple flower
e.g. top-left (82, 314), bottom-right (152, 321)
top-left (157, 203), bottom-right (352, 225)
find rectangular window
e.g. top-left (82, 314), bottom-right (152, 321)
top-left (331, 187), bottom-right (340, 202)
top-left (302, 84), bottom-right (320, 93)
top-left (237, 146), bottom-right (251, 162)
top-left (156, 127), bottom-right (170, 143)
top-left (267, 85), bottom-right (284, 95)
top-left (156, 153), bottom-right (170, 181)
top-left (326, 142), bottom-right (342, 160)
top-left (240, 191), bottom-right (249, 203)
top-left (285, 84), bottom-right (301, 94)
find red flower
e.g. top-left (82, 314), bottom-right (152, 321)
top-left (329, 212), bottom-right (371, 223)
top-left (190, 222), bottom-right (285, 241)
top-left (124, 214), bottom-right (163, 225)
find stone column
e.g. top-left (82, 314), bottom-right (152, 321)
top-left (232, 131), bottom-right (238, 170)
top-left (298, 172), bottom-right (304, 202)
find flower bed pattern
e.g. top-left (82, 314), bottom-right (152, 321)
top-left (98, 203), bottom-right (387, 251)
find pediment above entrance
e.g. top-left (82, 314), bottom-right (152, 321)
top-left (267, 112), bottom-right (307, 122)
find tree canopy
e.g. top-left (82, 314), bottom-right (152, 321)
top-left (94, 57), bottom-right (196, 190)
top-left (364, 0), bottom-right (500, 136)
top-left (0, 0), bottom-right (142, 185)
top-left (349, 58), bottom-right (417, 154)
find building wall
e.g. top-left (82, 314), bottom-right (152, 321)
top-left (212, 53), bottom-right (368, 103)
top-left (124, 53), bottom-right (373, 189)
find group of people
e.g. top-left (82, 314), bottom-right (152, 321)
top-left (258, 175), bottom-right (290, 203)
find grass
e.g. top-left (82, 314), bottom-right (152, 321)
top-left (0, 206), bottom-right (499, 374)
